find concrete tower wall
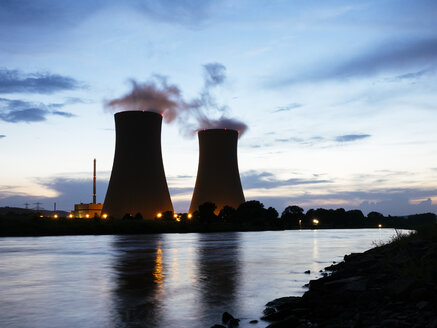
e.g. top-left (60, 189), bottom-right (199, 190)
top-left (189, 129), bottom-right (245, 213)
top-left (102, 111), bottom-right (173, 218)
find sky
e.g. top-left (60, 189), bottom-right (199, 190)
top-left (1, 0), bottom-right (437, 216)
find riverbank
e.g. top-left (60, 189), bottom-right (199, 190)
top-left (259, 225), bottom-right (437, 327)
top-left (1, 211), bottom-right (434, 237)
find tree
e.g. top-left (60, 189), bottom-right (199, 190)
top-left (281, 205), bottom-right (304, 228)
top-left (195, 202), bottom-right (217, 224)
top-left (219, 205), bottom-right (237, 223)
top-left (237, 200), bottom-right (269, 226)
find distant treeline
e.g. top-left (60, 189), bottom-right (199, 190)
top-left (0, 201), bottom-right (435, 237)
top-left (188, 201), bottom-right (437, 229)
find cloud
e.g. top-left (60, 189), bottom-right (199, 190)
top-left (275, 38), bottom-right (437, 86)
top-left (0, 98), bottom-right (75, 123)
top-left (0, 177), bottom-right (108, 211)
top-left (168, 187), bottom-right (193, 196)
top-left (395, 68), bottom-right (435, 80)
top-left (335, 134), bottom-right (371, 142)
top-left (241, 171), bottom-right (331, 189)
top-left (52, 111), bottom-right (75, 118)
top-left (0, 134), bottom-right (5, 138)
top-left (0, 69), bottom-right (82, 94)
top-left (0, 0), bottom-right (215, 34)
top-left (273, 103), bottom-right (303, 113)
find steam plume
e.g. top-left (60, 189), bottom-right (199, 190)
top-left (105, 76), bottom-right (183, 123)
top-left (105, 63), bottom-right (248, 137)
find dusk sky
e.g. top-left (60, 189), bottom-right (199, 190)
top-left (1, 0), bottom-right (437, 215)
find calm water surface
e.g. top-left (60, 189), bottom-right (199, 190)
top-left (0, 229), bottom-right (399, 328)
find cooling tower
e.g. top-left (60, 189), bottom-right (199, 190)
top-left (189, 129), bottom-right (245, 214)
top-left (102, 111), bottom-right (173, 219)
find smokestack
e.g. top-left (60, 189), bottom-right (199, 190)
top-left (189, 129), bottom-right (245, 214)
top-left (93, 158), bottom-right (96, 204)
top-left (102, 111), bottom-right (174, 218)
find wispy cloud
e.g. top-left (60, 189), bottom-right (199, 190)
top-left (335, 134), bottom-right (371, 142)
top-left (0, 69), bottom-right (82, 94)
top-left (395, 68), bottom-right (435, 80)
top-left (242, 171), bottom-right (331, 189)
top-left (0, 134), bottom-right (5, 138)
top-left (273, 103), bottom-right (303, 113)
top-left (0, 98), bottom-right (75, 123)
top-left (274, 38), bottom-right (437, 86)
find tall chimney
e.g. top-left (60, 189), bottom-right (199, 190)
top-left (102, 111), bottom-right (174, 218)
top-left (189, 129), bottom-right (245, 214)
top-left (93, 158), bottom-right (97, 204)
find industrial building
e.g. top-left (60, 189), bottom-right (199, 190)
top-left (70, 158), bottom-right (104, 218)
top-left (190, 129), bottom-right (245, 214)
top-left (102, 111), bottom-right (174, 219)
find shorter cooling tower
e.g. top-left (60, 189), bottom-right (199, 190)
top-left (102, 111), bottom-right (173, 219)
top-left (189, 129), bottom-right (245, 214)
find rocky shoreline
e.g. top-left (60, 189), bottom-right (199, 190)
top-left (212, 227), bottom-right (437, 328)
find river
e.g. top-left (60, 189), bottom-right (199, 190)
top-left (0, 229), bottom-right (399, 328)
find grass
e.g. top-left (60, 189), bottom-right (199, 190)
top-left (373, 224), bottom-right (437, 283)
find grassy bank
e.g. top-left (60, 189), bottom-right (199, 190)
top-left (259, 224), bottom-right (437, 327)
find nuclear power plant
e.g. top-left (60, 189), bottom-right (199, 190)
top-left (102, 111), bottom-right (174, 219)
top-left (189, 129), bottom-right (245, 214)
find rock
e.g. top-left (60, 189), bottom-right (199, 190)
top-left (386, 279), bottom-right (416, 298)
top-left (416, 301), bottom-right (429, 310)
top-left (222, 312), bottom-right (234, 324)
top-left (263, 307), bottom-right (276, 316)
top-left (265, 296), bottom-right (302, 310)
top-left (266, 314), bottom-right (299, 328)
top-left (324, 276), bottom-right (368, 291)
top-left (228, 318), bottom-right (239, 327)
top-left (304, 270), bottom-right (311, 274)
top-left (380, 318), bottom-right (409, 328)
top-left (428, 318), bottom-right (437, 328)
top-left (410, 287), bottom-right (429, 302)
top-left (249, 320), bottom-right (258, 324)
top-left (211, 325), bottom-right (226, 328)
top-left (261, 308), bottom-right (294, 322)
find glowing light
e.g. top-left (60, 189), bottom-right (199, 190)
top-left (53, 214), bottom-right (58, 219)
top-left (378, 224), bottom-right (382, 228)
top-left (176, 217), bottom-right (181, 222)
top-left (157, 212), bottom-right (162, 218)
top-left (102, 214), bottom-right (108, 219)
top-left (85, 214), bottom-right (89, 218)
top-left (40, 215), bottom-right (44, 218)
top-left (68, 214), bottom-right (74, 219)
top-left (312, 219), bottom-right (319, 225)
top-left (187, 213), bottom-right (192, 219)
top-left (173, 213), bottom-right (178, 218)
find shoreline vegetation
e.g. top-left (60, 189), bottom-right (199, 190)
top-left (0, 201), bottom-right (436, 237)
top-left (212, 225), bottom-right (437, 328)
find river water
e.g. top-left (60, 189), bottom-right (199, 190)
top-left (0, 229), bottom-right (399, 328)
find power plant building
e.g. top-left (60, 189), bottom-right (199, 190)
top-left (190, 129), bottom-right (245, 214)
top-left (102, 111), bottom-right (174, 219)
top-left (71, 158), bottom-right (103, 218)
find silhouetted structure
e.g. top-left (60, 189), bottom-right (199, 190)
top-left (103, 111), bottom-right (173, 219)
top-left (190, 129), bottom-right (245, 214)
top-left (71, 158), bottom-right (102, 218)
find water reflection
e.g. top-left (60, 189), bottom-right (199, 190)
top-left (0, 230), bottom-right (400, 328)
top-left (196, 233), bottom-right (241, 320)
top-left (112, 235), bottom-right (164, 327)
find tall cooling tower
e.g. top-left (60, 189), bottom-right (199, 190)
top-left (189, 129), bottom-right (245, 214)
top-left (103, 111), bottom-right (173, 219)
